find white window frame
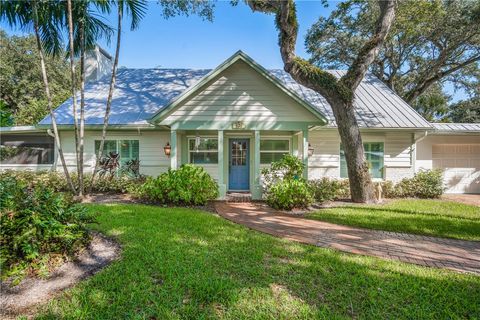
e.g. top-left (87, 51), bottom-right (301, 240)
top-left (259, 137), bottom-right (291, 164)
top-left (188, 137), bottom-right (219, 165)
top-left (339, 142), bottom-right (385, 180)
top-left (94, 139), bottom-right (140, 168)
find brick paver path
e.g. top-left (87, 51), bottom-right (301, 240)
top-left (215, 202), bottom-right (480, 274)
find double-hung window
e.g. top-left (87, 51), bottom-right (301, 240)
top-left (340, 142), bottom-right (384, 179)
top-left (94, 139), bottom-right (139, 167)
top-left (189, 138), bottom-right (218, 164)
top-left (260, 139), bottom-right (290, 164)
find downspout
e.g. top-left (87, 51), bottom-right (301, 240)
top-left (47, 128), bottom-right (58, 172)
top-left (411, 130), bottom-right (428, 173)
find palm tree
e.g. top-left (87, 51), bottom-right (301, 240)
top-left (90, 0), bottom-right (147, 191)
top-left (65, 0), bottom-right (113, 196)
top-left (65, 0), bottom-right (81, 194)
top-left (0, 0), bottom-right (76, 193)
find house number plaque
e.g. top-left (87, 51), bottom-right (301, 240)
top-left (232, 121), bottom-right (245, 129)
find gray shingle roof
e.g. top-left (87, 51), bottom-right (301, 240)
top-left (40, 67), bottom-right (432, 129)
top-left (431, 123), bottom-right (480, 133)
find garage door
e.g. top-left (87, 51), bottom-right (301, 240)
top-left (432, 144), bottom-right (480, 194)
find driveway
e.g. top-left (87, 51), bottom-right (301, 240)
top-left (215, 202), bottom-right (480, 274)
top-left (442, 194), bottom-right (480, 206)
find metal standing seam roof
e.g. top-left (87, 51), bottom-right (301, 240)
top-left (431, 123), bottom-right (480, 133)
top-left (39, 60), bottom-right (433, 129)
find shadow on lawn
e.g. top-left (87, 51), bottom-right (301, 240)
top-left (36, 204), bottom-right (480, 319)
top-left (321, 202), bottom-right (479, 221)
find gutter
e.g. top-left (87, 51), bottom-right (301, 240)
top-left (411, 130), bottom-right (429, 173)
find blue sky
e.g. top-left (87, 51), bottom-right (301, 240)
top-left (1, 0), bottom-right (465, 101)
top-left (98, 0), bottom-right (334, 69)
top-left (1, 0), bottom-right (333, 69)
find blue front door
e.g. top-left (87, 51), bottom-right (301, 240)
top-left (229, 139), bottom-right (250, 191)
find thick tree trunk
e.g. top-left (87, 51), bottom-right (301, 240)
top-left (247, 0), bottom-right (395, 203)
top-left (89, 3), bottom-right (123, 193)
top-left (32, 1), bottom-right (75, 193)
top-left (66, 0), bottom-right (81, 194)
top-left (330, 97), bottom-right (375, 202)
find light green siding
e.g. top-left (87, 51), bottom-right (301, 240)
top-left (161, 60), bottom-right (322, 128)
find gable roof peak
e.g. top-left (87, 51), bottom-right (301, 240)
top-left (148, 50), bottom-right (328, 124)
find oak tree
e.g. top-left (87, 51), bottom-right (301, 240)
top-left (247, 0), bottom-right (396, 203)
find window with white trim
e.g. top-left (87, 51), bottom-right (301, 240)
top-left (94, 139), bottom-right (139, 167)
top-left (340, 142), bottom-right (384, 179)
top-left (260, 139), bottom-right (290, 164)
top-left (189, 138), bottom-right (218, 164)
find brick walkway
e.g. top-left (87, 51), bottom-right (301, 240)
top-left (215, 202), bottom-right (480, 274)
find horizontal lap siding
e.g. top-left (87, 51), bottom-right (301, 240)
top-left (164, 60), bottom-right (315, 123)
top-left (308, 130), bottom-right (340, 168)
top-left (198, 165), bottom-right (219, 181)
top-left (384, 132), bottom-right (412, 168)
top-left (59, 130), bottom-right (169, 176)
top-left (308, 130), bottom-right (340, 179)
top-left (307, 130), bottom-right (414, 181)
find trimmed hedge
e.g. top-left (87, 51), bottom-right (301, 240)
top-left (309, 169), bottom-right (444, 203)
top-left (395, 169), bottom-right (444, 198)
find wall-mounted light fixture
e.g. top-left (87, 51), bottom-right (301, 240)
top-left (308, 143), bottom-right (314, 157)
top-left (164, 142), bottom-right (171, 157)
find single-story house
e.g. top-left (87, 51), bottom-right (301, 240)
top-left (1, 48), bottom-right (479, 198)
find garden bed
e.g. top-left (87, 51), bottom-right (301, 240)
top-left (0, 232), bottom-right (121, 319)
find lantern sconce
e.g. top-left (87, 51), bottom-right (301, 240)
top-left (308, 143), bottom-right (314, 157)
top-left (164, 142), bottom-right (171, 157)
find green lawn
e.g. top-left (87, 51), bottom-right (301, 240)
top-left (307, 199), bottom-right (480, 241)
top-left (35, 204), bottom-right (479, 319)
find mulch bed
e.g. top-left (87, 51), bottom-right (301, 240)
top-left (0, 232), bottom-right (121, 319)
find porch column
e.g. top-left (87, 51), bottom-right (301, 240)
top-left (302, 129), bottom-right (309, 179)
top-left (170, 130), bottom-right (177, 169)
top-left (217, 130), bottom-right (226, 199)
top-left (252, 130), bottom-right (262, 200)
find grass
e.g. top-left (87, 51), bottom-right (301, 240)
top-left (306, 199), bottom-right (480, 241)
top-left (35, 204), bottom-right (479, 319)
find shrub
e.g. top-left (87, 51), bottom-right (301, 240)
top-left (0, 170), bottom-right (144, 194)
top-left (262, 155), bottom-right (313, 210)
top-left (0, 170), bottom-right (66, 192)
top-left (376, 180), bottom-right (395, 198)
top-left (261, 154), bottom-right (304, 190)
top-left (309, 178), bottom-right (346, 203)
top-left (131, 164), bottom-right (218, 205)
top-left (308, 170), bottom-right (443, 201)
top-left (395, 169), bottom-right (444, 198)
top-left (265, 179), bottom-right (313, 210)
top-left (0, 174), bottom-right (94, 282)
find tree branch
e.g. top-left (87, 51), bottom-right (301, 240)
top-left (405, 54), bottom-right (480, 103)
top-left (341, 0), bottom-right (396, 91)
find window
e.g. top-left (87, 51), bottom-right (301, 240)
top-left (0, 134), bottom-right (54, 164)
top-left (260, 139), bottom-right (290, 164)
top-left (189, 138), bottom-right (218, 164)
top-left (340, 142), bottom-right (384, 179)
top-left (94, 140), bottom-right (139, 167)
